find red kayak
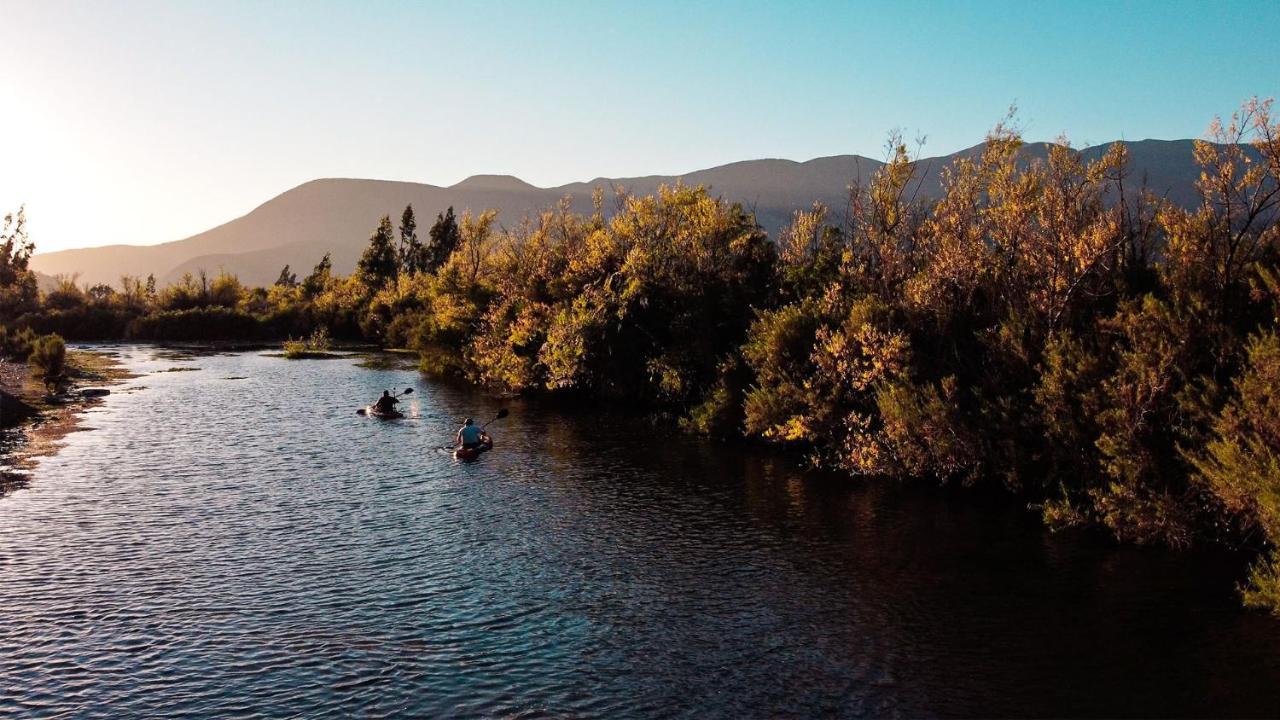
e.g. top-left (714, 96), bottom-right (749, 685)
top-left (454, 438), bottom-right (494, 461)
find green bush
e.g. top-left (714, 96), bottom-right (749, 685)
top-left (282, 325), bottom-right (334, 359)
top-left (28, 333), bottom-right (66, 385)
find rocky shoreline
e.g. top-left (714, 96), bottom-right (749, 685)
top-left (0, 349), bottom-right (134, 494)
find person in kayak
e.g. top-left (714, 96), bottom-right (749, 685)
top-left (373, 390), bottom-right (399, 414)
top-left (456, 418), bottom-right (488, 449)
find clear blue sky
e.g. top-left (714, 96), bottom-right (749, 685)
top-left (3, 0), bottom-right (1277, 253)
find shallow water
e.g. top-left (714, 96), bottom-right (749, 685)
top-left (1, 346), bottom-right (1279, 718)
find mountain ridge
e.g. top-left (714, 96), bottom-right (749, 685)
top-left (32, 139), bottom-right (1211, 287)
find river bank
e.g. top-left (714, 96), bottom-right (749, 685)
top-left (0, 348), bottom-right (134, 493)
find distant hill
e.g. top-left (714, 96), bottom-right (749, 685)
top-left (31, 139), bottom-right (1210, 287)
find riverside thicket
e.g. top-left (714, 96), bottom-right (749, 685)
top-left (4, 100), bottom-right (1280, 610)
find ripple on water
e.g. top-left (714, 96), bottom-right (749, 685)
top-left (1, 346), bottom-right (1280, 718)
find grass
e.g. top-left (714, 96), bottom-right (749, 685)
top-left (282, 327), bottom-right (340, 359)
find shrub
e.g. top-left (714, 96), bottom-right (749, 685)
top-left (127, 307), bottom-right (262, 341)
top-left (282, 325), bottom-right (334, 359)
top-left (28, 333), bottom-right (66, 388)
top-left (0, 325), bottom-right (38, 360)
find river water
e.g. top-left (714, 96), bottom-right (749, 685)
top-left (1, 346), bottom-right (1278, 718)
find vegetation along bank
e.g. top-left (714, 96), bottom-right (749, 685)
top-left (3, 100), bottom-right (1280, 611)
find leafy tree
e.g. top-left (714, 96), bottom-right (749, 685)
top-left (87, 283), bottom-right (115, 302)
top-left (275, 265), bottom-right (298, 287)
top-left (302, 253), bottom-right (332, 297)
top-left (358, 216), bottom-right (398, 288)
top-left (1191, 329), bottom-right (1280, 612)
top-left (398, 204), bottom-right (427, 274)
top-left (425, 207), bottom-right (461, 273)
top-left (0, 206), bottom-right (38, 317)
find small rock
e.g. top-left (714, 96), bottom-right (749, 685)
top-left (80, 388), bottom-right (111, 397)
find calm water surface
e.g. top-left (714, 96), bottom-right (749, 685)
top-left (2, 346), bottom-right (1279, 718)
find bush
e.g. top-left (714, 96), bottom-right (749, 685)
top-left (282, 326), bottom-right (334, 359)
top-left (0, 325), bottom-right (38, 360)
top-left (28, 333), bottom-right (66, 386)
top-left (127, 307), bottom-right (263, 341)
top-left (20, 306), bottom-right (136, 340)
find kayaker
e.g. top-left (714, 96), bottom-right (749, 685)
top-left (456, 418), bottom-right (487, 449)
top-left (373, 390), bottom-right (399, 414)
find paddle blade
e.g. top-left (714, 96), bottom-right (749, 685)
top-left (403, 388), bottom-right (414, 394)
top-left (356, 408), bottom-right (367, 415)
top-left (496, 408), bottom-right (509, 419)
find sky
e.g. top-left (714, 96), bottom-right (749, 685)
top-left (2, 0), bottom-right (1278, 254)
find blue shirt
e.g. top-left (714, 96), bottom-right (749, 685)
top-left (459, 425), bottom-right (483, 445)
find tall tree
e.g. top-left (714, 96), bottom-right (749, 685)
top-left (275, 265), bottom-right (298, 287)
top-left (425, 207), bottom-right (461, 272)
top-left (0, 206), bottom-right (38, 317)
top-left (358, 216), bottom-right (399, 288)
top-left (302, 253), bottom-right (332, 296)
top-left (398, 204), bottom-right (426, 274)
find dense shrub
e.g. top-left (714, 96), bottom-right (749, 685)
top-left (0, 325), bottom-right (38, 360)
top-left (127, 307), bottom-right (263, 341)
top-left (27, 333), bottom-right (66, 386)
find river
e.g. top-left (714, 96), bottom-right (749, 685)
top-left (1, 346), bottom-right (1278, 718)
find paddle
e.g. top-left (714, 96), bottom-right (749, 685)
top-left (482, 407), bottom-right (509, 429)
top-left (442, 407), bottom-right (508, 449)
top-left (356, 387), bottom-right (413, 415)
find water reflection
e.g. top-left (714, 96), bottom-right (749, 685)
top-left (0, 347), bottom-right (1277, 718)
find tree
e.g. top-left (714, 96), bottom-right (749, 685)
top-left (0, 206), bottom-right (38, 317)
top-left (425, 207), bottom-right (461, 273)
top-left (145, 273), bottom-right (157, 300)
top-left (275, 265), bottom-right (298, 287)
top-left (399, 204), bottom-right (426, 274)
top-left (358, 216), bottom-right (399, 288)
top-left (1192, 329), bottom-right (1280, 613)
top-left (87, 283), bottom-right (116, 302)
top-left (302, 253), bottom-right (332, 297)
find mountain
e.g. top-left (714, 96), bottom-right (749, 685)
top-left (31, 139), bottom-right (1209, 287)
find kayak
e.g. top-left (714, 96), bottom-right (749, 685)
top-left (454, 438), bottom-right (494, 460)
top-left (365, 406), bottom-right (404, 420)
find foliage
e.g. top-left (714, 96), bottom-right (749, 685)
top-left (425, 207), bottom-right (461, 273)
top-left (0, 206), bottom-right (38, 318)
top-left (275, 265), bottom-right (298, 287)
top-left (27, 333), bottom-right (66, 388)
top-left (1191, 330), bottom-right (1280, 612)
top-left (398, 204), bottom-right (427, 274)
top-left (0, 325), bottom-right (38, 360)
top-left (282, 326), bottom-right (333, 359)
top-left (358, 216), bottom-right (399, 288)
top-left (5, 98), bottom-right (1280, 611)
top-left (127, 307), bottom-right (263, 341)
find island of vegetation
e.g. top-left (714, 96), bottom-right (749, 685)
top-left (3, 99), bottom-right (1279, 612)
